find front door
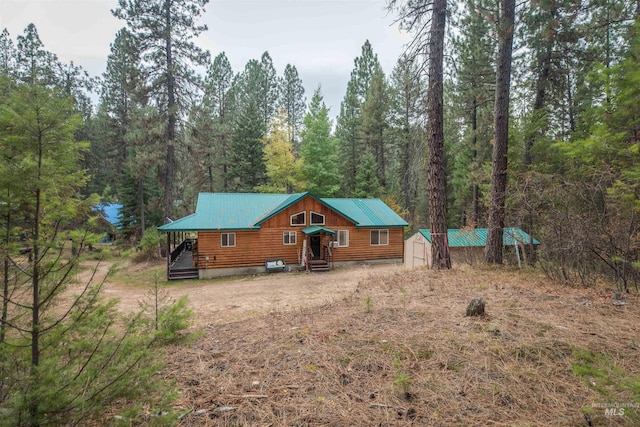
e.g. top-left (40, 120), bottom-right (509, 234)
top-left (310, 235), bottom-right (321, 259)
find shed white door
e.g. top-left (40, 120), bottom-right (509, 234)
top-left (412, 235), bottom-right (428, 268)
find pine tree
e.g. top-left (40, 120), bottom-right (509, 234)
top-left (336, 40), bottom-right (383, 195)
top-left (279, 63), bottom-right (306, 151)
top-left (388, 55), bottom-right (425, 224)
top-left (389, 0), bottom-right (450, 268)
top-left (484, 0), bottom-right (516, 264)
top-left (300, 87), bottom-right (341, 197)
top-left (97, 28), bottom-right (145, 192)
top-left (450, 0), bottom-right (495, 227)
top-left (188, 51), bottom-right (236, 194)
top-left (15, 24), bottom-right (58, 87)
top-left (360, 68), bottom-right (390, 188)
top-left (335, 80), bottom-right (361, 195)
top-left (425, 0), bottom-right (451, 269)
top-left (228, 98), bottom-right (267, 191)
top-left (353, 151), bottom-right (383, 199)
top-left (0, 29), bottom-right (17, 77)
top-left (113, 0), bottom-right (210, 221)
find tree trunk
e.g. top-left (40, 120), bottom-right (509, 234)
top-left (471, 96), bottom-right (480, 226)
top-left (1, 200), bottom-right (10, 344)
top-left (484, 0), bottom-right (515, 264)
top-left (427, 0), bottom-right (451, 269)
top-left (163, 0), bottom-right (175, 222)
top-left (523, 5), bottom-right (554, 266)
top-left (402, 121), bottom-right (411, 213)
top-left (137, 177), bottom-right (146, 236)
top-left (30, 127), bottom-right (44, 426)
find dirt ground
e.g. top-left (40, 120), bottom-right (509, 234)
top-left (76, 260), bottom-right (640, 426)
top-left (76, 260), bottom-right (403, 327)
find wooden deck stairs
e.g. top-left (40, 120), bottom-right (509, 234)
top-left (169, 244), bottom-right (199, 280)
top-left (309, 259), bottom-right (330, 272)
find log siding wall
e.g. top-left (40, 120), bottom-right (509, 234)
top-left (195, 196), bottom-right (405, 269)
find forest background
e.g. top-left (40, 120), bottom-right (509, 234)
top-left (1, 0), bottom-right (639, 288)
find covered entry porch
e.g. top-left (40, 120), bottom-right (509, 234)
top-left (302, 225), bottom-right (336, 272)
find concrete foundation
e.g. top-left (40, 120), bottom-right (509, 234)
top-left (198, 258), bottom-right (403, 279)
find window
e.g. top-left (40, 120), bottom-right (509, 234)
top-left (221, 232), bottom-right (236, 247)
top-left (290, 211), bottom-right (306, 226)
top-left (336, 230), bottom-right (349, 247)
top-left (283, 231), bottom-right (297, 245)
top-left (310, 211), bottom-right (325, 225)
top-left (370, 229), bottom-right (388, 246)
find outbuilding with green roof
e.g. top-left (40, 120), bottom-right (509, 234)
top-left (404, 228), bottom-right (540, 269)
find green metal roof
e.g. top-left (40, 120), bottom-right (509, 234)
top-left (414, 228), bottom-right (540, 247)
top-left (158, 192), bottom-right (408, 232)
top-left (322, 198), bottom-right (408, 228)
top-left (159, 193), bottom-right (295, 232)
top-left (302, 225), bottom-right (336, 235)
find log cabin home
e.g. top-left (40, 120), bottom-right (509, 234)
top-left (159, 192), bottom-right (408, 280)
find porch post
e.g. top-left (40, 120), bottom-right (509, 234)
top-left (306, 235), bottom-right (310, 272)
top-left (166, 232), bottom-right (171, 281)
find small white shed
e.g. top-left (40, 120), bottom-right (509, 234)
top-left (404, 228), bottom-right (539, 268)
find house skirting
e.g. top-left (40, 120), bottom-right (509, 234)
top-left (198, 258), bottom-right (403, 279)
top-left (333, 258), bottom-right (403, 269)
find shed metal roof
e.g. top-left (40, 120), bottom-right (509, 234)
top-left (415, 228), bottom-right (540, 247)
top-left (158, 192), bottom-right (408, 232)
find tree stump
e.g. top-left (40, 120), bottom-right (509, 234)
top-left (466, 296), bottom-right (485, 317)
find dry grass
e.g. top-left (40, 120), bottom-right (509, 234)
top-left (164, 265), bottom-right (640, 426)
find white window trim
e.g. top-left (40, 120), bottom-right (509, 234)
top-left (283, 231), bottom-right (297, 245)
top-left (336, 230), bottom-right (349, 247)
top-left (310, 211), bottom-right (325, 225)
top-left (221, 232), bottom-right (236, 247)
top-left (370, 229), bottom-right (389, 246)
top-left (290, 211), bottom-right (306, 226)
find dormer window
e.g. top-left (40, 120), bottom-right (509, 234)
top-left (290, 211), bottom-right (306, 226)
top-left (310, 211), bottom-right (325, 225)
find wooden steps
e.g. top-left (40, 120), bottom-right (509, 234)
top-left (169, 267), bottom-right (199, 281)
top-left (309, 260), bottom-right (330, 272)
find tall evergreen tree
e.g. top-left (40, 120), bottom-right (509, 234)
top-left (113, 0), bottom-right (210, 221)
top-left (360, 68), bottom-right (390, 188)
top-left (300, 87), bottom-right (341, 197)
top-left (450, 0), bottom-right (495, 227)
top-left (15, 24), bottom-right (58, 87)
top-left (484, 0), bottom-right (516, 264)
top-left (335, 80), bottom-right (361, 195)
top-left (97, 28), bottom-right (145, 192)
top-left (258, 52), bottom-right (280, 127)
top-left (279, 63), bottom-right (306, 150)
top-left (425, 0), bottom-right (451, 269)
top-left (389, 0), bottom-right (450, 268)
top-left (388, 55), bottom-right (425, 224)
top-left (188, 51), bottom-right (236, 194)
top-left (336, 40), bottom-right (382, 195)
top-left (228, 98), bottom-right (266, 191)
top-left (353, 151), bottom-right (383, 199)
top-left (0, 83), bottom-right (85, 424)
top-left (0, 29), bottom-right (16, 77)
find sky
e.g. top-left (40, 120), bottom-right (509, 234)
top-left (0, 0), bottom-right (410, 119)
